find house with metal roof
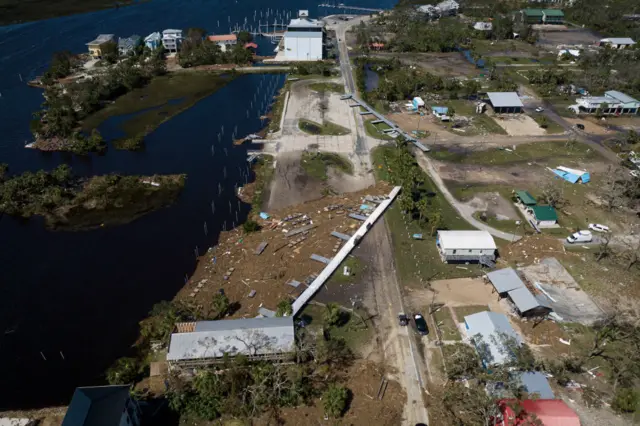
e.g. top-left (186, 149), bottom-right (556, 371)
top-left (527, 205), bottom-right (558, 227)
top-left (551, 166), bottom-right (590, 184)
top-left (497, 399), bottom-right (580, 426)
top-left (520, 9), bottom-right (544, 24)
top-left (167, 317), bottom-right (295, 368)
top-left (436, 230), bottom-right (497, 264)
top-left (487, 92), bottom-right (523, 114)
top-left (118, 35), bottom-right (141, 56)
top-left (541, 9), bottom-right (564, 24)
top-left (572, 90), bottom-right (640, 115)
top-left (144, 32), bottom-right (162, 50)
top-left (464, 311), bottom-right (522, 366)
top-left (487, 371), bottom-right (555, 399)
top-left (86, 34), bottom-right (115, 59)
top-left (599, 37), bottom-right (636, 49)
top-left (485, 268), bottom-right (526, 296)
top-left (61, 385), bottom-right (141, 426)
top-left (514, 190), bottom-right (536, 206)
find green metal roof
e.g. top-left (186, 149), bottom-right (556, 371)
top-left (542, 9), bottom-right (565, 17)
top-left (531, 205), bottom-right (558, 221)
top-left (522, 9), bottom-right (544, 17)
top-left (515, 190), bottom-right (537, 206)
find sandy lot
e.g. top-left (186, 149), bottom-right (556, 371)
top-left (492, 114), bottom-right (547, 136)
top-left (464, 192), bottom-right (520, 220)
top-left (267, 152), bottom-right (327, 210)
top-left (368, 52), bottom-right (479, 77)
top-left (536, 28), bottom-right (600, 49)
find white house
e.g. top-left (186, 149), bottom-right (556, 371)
top-left (599, 37), bottom-right (636, 49)
top-left (436, 230), bottom-right (497, 263)
top-left (571, 90), bottom-right (640, 115)
top-left (162, 29), bottom-right (183, 52)
top-left (283, 10), bottom-right (324, 61)
top-left (436, 0), bottom-right (460, 16)
top-left (208, 34), bottom-right (237, 52)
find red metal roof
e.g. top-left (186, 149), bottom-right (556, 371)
top-left (208, 34), bottom-right (237, 42)
top-left (244, 42), bottom-right (258, 49)
top-left (498, 399), bottom-right (580, 426)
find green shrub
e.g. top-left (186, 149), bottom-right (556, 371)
top-left (612, 388), bottom-right (639, 413)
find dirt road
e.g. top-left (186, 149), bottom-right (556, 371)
top-left (414, 149), bottom-right (522, 242)
top-left (365, 220), bottom-right (430, 426)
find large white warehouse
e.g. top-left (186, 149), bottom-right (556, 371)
top-left (284, 10), bottom-right (324, 61)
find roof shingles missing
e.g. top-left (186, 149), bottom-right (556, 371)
top-left (168, 317), bottom-right (295, 361)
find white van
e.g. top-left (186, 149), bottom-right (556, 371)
top-left (567, 230), bottom-right (593, 244)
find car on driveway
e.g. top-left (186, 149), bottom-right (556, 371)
top-left (588, 223), bottom-right (610, 233)
top-left (413, 313), bottom-right (429, 335)
top-left (567, 230), bottom-right (593, 243)
top-left (535, 107), bottom-right (544, 112)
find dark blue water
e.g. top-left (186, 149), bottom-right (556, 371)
top-left (0, 0), bottom-right (395, 409)
top-left (364, 64), bottom-right (380, 92)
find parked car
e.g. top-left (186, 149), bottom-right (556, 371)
top-left (575, 123), bottom-right (585, 130)
top-left (413, 313), bottom-right (429, 335)
top-left (535, 107), bottom-right (544, 112)
top-left (588, 223), bottom-right (610, 233)
top-left (567, 230), bottom-right (593, 243)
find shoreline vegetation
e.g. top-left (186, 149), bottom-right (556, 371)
top-left (0, 164), bottom-right (185, 230)
top-left (0, 0), bottom-right (139, 26)
top-left (30, 29), bottom-right (254, 154)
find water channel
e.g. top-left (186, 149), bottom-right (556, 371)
top-left (0, 0), bottom-right (395, 408)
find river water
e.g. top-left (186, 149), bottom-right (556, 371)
top-left (0, 0), bottom-right (394, 409)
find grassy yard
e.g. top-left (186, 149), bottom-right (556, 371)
top-left (301, 152), bottom-right (353, 181)
top-left (472, 211), bottom-right (528, 235)
top-left (328, 255), bottom-right (363, 285)
top-left (430, 141), bottom-right (599, 166)
top-left (82, 72), bottom-right (233, 139)
top-left (372, 146), bottom-right (485, 284)
top-left (250, 155), bottom-right (275, 215)
top-left (433, 307), bottom-right (461, 341)
top-left (299, 304), bottom-right (372, 353)
top-left (453, 305), bottom-right (489, 320)
top-left (308, 82), bottom-right (345, 94)
top-left (472, 39), bottom-right (541, 56)
top-left (298, 119), bottom-right (350, 136)
top-left (364, 119), bottom-right (394, 140)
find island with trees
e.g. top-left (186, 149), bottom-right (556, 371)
top-left (0, 164), bottom-right (186, 230)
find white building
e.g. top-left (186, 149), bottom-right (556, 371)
top-left (436, 230), bottom-right (497, 263)
top-left (162, 29), bottom-right (183, 52)
top-left (571, 90), bottom-right (640, 115)
top-left (599, 37), bottom-right (636, 49)
top-left (283, 10), bottom-right (324, 61)
top-left (168, 317), bottom-right (295, 368)
top-left (208, 34), bottom-right (237, 52)
top-left (473, 22), bottom-right (493, 31)
top-left (436, 0), bottom-right (459, 16)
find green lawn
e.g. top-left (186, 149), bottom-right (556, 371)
top-left (82, 72), bottom-right (233, 139)
top-left (453, 305), bottom-right (490, 320)
top-left (433, 307), bottom-right (461, 341)
top-left (364, 119), bottom-right (394, 140)
top-left (328, 255), bottom-right (363, 285)
top-left (301, 152), bottom-right (353, 181)
top-left (532, 114), bottom-right (566, 134)
top-left (250, 155), bottom-right (275, 215)
top-left (472, 39), bottom-right (541, 56)
top-left (472, 211), bottom-right (528, 235)
top-left (430, 141), bottom-right (599, 166)
top-left (308, 82), bottom-right (345, 94)
top-left (298, 304), bottom-right (372, 353)
top-left (298, 119), bottom-right (350, 136)
top-left (372, 146), bottom-right (484, 284)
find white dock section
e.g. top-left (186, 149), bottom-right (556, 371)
top-left (292, 186), bottom-right (402, 314)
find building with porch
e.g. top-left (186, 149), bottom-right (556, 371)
top-left (208, 34), bottom-right (238, 51)
top-left (162, 29), bottom-right (183, 52)
top-left (571, 90), bottom-right (640, 115)
top-left (144, 32), bottom-right (162, 50)
top-left (599, 37), bottom-right (636, 49)
top-left (527, 205), bottom-right (558, 227)
top-left (487, 92), bottom-right (524, 114)
top-left (118, 35), bottom-right (141, 56)
top-left (436, 230), bottom-right (497, 264)
top-left (167, 317), bottom-right (295, 368)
